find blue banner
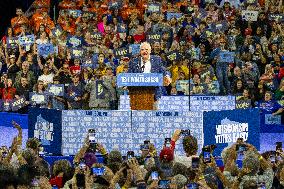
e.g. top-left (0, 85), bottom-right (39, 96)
top-left (61, 110), bottom-right (203, 155)
top-left (18, 35), bottom-right (35, 46)
top-left (190, 96), bottom-right (236, 112)
top-left (28, 108), bottom-right (62, 155)
top-left (0, 112), bottom-right (28, 149)
top-left (62, 110), bottom-right (132, 155)
top-left (203, 109), bottom-right (260, 156)
top-left (117, 73), bottom-right (163, 87)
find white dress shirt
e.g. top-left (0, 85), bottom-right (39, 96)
top-left (141, 58), bottom-right (151, 73)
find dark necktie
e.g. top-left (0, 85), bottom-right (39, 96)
top-left (141, 60), bottom-right (145, 72)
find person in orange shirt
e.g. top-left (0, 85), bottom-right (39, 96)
top-left (11, 8), bottom-right (29, 36)
top-left (33, 0), bottom-right (51, 12)
top-left (58, 0), bottom-right (77, 10)
top-left (32, 11), bottom-right (55, 34)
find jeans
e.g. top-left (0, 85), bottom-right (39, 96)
top-left (216, 61), bottom-right (230, 94)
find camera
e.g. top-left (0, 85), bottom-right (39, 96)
top-left (202, 147), bottom-right (211, 163)
top-left (276, 142), bottom-right (282, 151)
top-left (192, 157), bottom-right (200, 169)
top-left (164, 138), bottom-right (171, 148)
top-left (181, 129), bottom-right (191, 136)
top-left (88, 129), bottom-right (96, 144)
top-left (127, 151), bottom-right (134, 160)
top-left (92, 167), bottom-right (105, 176)
top-left (151, 171), bottom-right (159, 180)
top-left (158, 180), bottom-right (170, 189)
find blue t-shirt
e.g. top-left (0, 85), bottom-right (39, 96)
top-left (258, 100), bottom-right (283, 114)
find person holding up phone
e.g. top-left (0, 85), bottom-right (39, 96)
top-left (223, 142), bottom-right (274, 189)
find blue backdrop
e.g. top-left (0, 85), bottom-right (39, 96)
top-left (203, 109), bottom-right (260, 156)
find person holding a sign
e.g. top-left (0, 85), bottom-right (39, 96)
top-left (258, 91), bottom-right (283, 116)
top-left (66, 74), bottom-right (85, 109)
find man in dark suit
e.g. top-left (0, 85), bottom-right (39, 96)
top-left (128, 42), bottom-right (171, 101)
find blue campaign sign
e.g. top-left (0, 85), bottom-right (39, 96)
top-left (119, 95), bottom-right (190, 111)
top-left (219, 51), bottom-right (235, 63)
top-left (7, 37), bottom-right (18, 48)
top-left (129, 44), bottom-right (140, 55)
top-left (38, 43), bottom-right (57, 58)
top-left (11, 97), bottom-right (26, 112)
top-left (67, 36), bottom-right (83, 48)
top-left (0, 112), bottom-right (28, 149)
top-left (29, 92), bottom-right (48, 105)
top-left (71, 48), bottom-right (84, 58)
top-left (146, 33), bottom-right (161, 43)
top-left (114, 48), bottom-right (129, 58)
top-left (91, 32), bottom-right (102, 40)
top-left (29, 108), bottom-right (62, 155)
top-left (203, 109), bottom-right (260, 156)
top-left (131, 111), bottom-right (204, 155)
top-left (18, 35), bottom-right (35, 46)
top-left (157, 96), bottom-right (189, 111)
top-left (52, 26), bottom-right (63, 37)
top-left (47, 84), bottom-right (65, 97)
top-left (61, 110), bottom-right (132, 155)
top-left (66, 9), bottom-right (82, 18)
top-left (166, 12), bottom-right (183, 20)
top-left (190, 95), bottom-right (236, 112)
top-left (268, 14), bottom-right (284, 22)
top-left (117, 73), bottom-right (163, 87)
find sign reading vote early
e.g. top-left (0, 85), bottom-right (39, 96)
top-left (117, 73), bottom-right (163, 87)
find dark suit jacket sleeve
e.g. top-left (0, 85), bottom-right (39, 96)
top-left (128, 58), bottom-right (137, 73)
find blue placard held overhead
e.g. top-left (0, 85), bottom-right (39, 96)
top-left (117, 73), bottom-right (163, 87)
top-left (18, 35), bottom-right (35, 46)
top-left (47, 84), bottom-right (65, 97)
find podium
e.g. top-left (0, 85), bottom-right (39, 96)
top-left (117, 73), bottom-right (164, 110)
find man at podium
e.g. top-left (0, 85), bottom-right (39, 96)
top-left (127, 42), bottom-right (171, 110)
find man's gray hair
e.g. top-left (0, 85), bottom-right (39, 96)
top-left (140, 42), bottom-right (152, 52)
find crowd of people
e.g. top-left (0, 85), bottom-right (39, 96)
top-left (0, 0), bottom-right (282, 113)
top-left (1, 122), bottom-right (284, 188)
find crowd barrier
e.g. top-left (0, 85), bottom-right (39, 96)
top-left (0, 95), bottom-right (282, 157)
